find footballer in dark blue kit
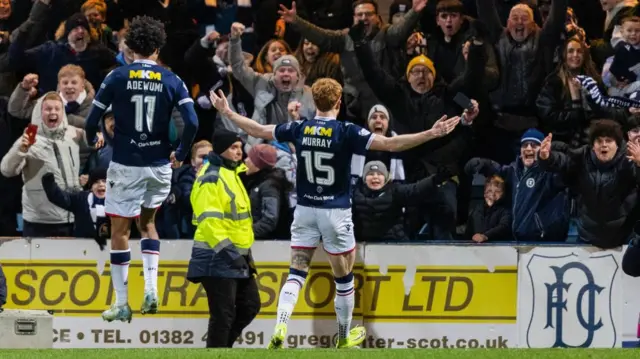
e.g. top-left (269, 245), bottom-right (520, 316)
top-left (273, 117), bottom-right (373, 209)
top-left (84, 16), bottom-right (198, 324)
top-left (209, 76), bottom-right (471, 350)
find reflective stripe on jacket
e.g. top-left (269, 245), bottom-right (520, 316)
top-left (186, 153), bottom-right (255, 281)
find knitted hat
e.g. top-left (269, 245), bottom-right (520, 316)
top-left (406, 54), bottom-right (436, 78)
top-left (248, 144), bottom-right (278, 170)
top-left (521, 128), bottom-right (544, 145)
top-left (87, 167), bottom-right (107, 189)
top-left (65, 13), bottom-right (91, 39)
top-left (364, 161), bottom-right (389, 181)
top-left (273, 55), bottom-right (300, 74)
top-left (389, 0), bottom-right (412, 22)
top-left (212, 128), bottom-right (242, 155)
top-left (368, 104), bottom-right (390, 121)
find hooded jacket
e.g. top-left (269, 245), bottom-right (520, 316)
top-left (8, 80), bottom-right (96, 168)
top-left (1, 93), bottom-right (82, 224)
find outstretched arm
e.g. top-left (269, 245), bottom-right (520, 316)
top-left (210, 90), bottom-right (275, 141)
top-left (368, 115), bottom-right (461, 152)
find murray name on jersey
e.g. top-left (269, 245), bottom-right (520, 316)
top-left (273, 118), bottom-right (374, 209)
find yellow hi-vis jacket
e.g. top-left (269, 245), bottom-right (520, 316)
top-left (186, 154), bottom-right (255, 282)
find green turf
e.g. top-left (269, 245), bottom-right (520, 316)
top-left (0, 349), bottom-right (636, 359)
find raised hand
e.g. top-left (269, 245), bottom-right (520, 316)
top-left (278, 2), bottom-right (297, 23)
top-left (288, 101), bottom-right (301, 120)
top-left (21, 73), bottom-right (38, 91)
top-left (230, 22), bottom-right (245, 39)
top-left (170, 151), bottom-right (182, 169)
top-left (413, 0), bottom-right (428, 12)
top-left (627, 141), bottom-right (640, 165)
top-left (539, 133), bottom-right (552, 160)
top-left (431, 115), bottom-right (460, 138)
top-left (209, 89), bottom-right (231, 115)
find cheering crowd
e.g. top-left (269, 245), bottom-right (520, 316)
top-left (0, 0), bottom-right (640, 249)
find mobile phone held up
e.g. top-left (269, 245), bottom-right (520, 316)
top-left (453, 92), bottom-right (474, 111)
top-left (26, 124), bottom-right (38, 145)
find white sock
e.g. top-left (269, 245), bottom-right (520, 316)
top-left (334, 272), bottom-right (355, 340)
top-left (140, 238), bottom-right (160, 294)
top-left (276, 269), bottom-right (307, 326)
top-left (110, 249), bottom-right (131, 306)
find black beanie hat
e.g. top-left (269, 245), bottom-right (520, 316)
top-left (65, 13), bottom-right (91, 39)
top-left (212, 128), bottom-right (242, 155)
top-left (87, 167), bottom-right (107, 189)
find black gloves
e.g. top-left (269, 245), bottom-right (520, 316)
top-left (349, 21), bottom-right (368, 46)
top-left (94, 216), bottom-right (110, 251)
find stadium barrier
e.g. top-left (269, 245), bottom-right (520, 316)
top-left (0, 238), bottom-right (636, 349)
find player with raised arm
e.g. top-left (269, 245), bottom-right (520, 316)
top-left (209, 78), bottom-right (473, 349)
top-left (84, 16), bottom-right (199, 323)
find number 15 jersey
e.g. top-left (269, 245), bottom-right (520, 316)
top-left (273, 117), bottom-right (375, 209)
top-left (92, 59), bottom-right (193, 167)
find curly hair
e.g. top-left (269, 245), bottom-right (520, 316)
top-left (311, 78), bottom-right (342, 112)
top-left (125, 16), bottom-right (166, 57)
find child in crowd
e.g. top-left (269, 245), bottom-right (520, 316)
top-left (465, 175), bottom-right (512, 243)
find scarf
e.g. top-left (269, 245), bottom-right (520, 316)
top-left (87, 192), bottom-right (106, 227)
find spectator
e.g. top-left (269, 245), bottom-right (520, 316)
top-left (465, 129), bottom-right (571, 242)
top-left (9, 65), bottom-right (96, 168)
top-left (174, 140), bottom-right (213, 239)
top-left (7, 11), bottom-right (116, 92)
top-left (81, 0), bottom-right (117, 51)
top-left (603, 13), bottom-right (640, 97)
top-left (425, 0), bottom-right (499, 90)
top-left (183, 30), bottom-right (254, 138)
top-left (253, 38), bottom-right (292, 74)
top-left (465, 175), bottom-right (512, 242)
top-left (537, 36), bottom-right (634, 148)
top-left (476, 0), bottom-right (567, 163)
top-left (41, 167), bottom-right (107, 238)
top-left (294, 38), bottom-right (342, 86)
top-left (228, 22), bottom-right (315, 150)
top-left (277, 0), bottom-right (428, 122)
top-left (538, 119), bottom-right (640, 249)
top-left (352, 161), bottom-right (446, 242)
top-left (351, 104), bottom-right (405, 184)
top-left (242, 143), bottom-right (292, 239)
top-left (0, 92), bottom-right (102, 237)
top-left (353, 24), bottom-right (481, 240)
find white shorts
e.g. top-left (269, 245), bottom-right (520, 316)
top-left (105, 162), bottom-right (172, 218)
top-left (290, 205), bottom-right (356, 255)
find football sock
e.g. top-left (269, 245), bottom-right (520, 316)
top-left (110, 249), bottom-right (131, 306)
top-left (276, 268), bottom-right (308, 326)
top-left (334, 272), bottom-right (355, 340)
top-left (140, 238), bottom-right (160, 294)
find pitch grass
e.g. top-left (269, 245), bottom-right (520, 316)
top-left (0, 349), bottom-right (636, 359)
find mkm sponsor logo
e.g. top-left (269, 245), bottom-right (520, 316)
top-left (129, 70), bottom-right (162, 81)
top-left (303, 126), bottom-right (332, 137)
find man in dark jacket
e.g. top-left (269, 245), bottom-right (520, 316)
top-left (277, 0), bottom-right (428, 122)
top-left (539, 119), bottom-right (640, 249)
top-left (353, 26), bottom-right (482, 240)
top-left (465, 128), bottom-right (571, 242)
top-left (7, 11), bottom-right (115, 92)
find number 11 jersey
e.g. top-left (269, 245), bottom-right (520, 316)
top-left (92, 59), bottom-right (193, 167)
top-left (273, 117), bottom-right (375, 209)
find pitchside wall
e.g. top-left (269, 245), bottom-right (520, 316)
top-left (0, 239), bottom-right (636, 349)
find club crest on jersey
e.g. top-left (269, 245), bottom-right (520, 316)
top-left (303, 125), bottom-right (332, 137)
top-left (129, 70), bottom-right (162, 81)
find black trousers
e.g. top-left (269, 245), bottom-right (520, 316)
top-left (201, 276), bottom-right (261, 348)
